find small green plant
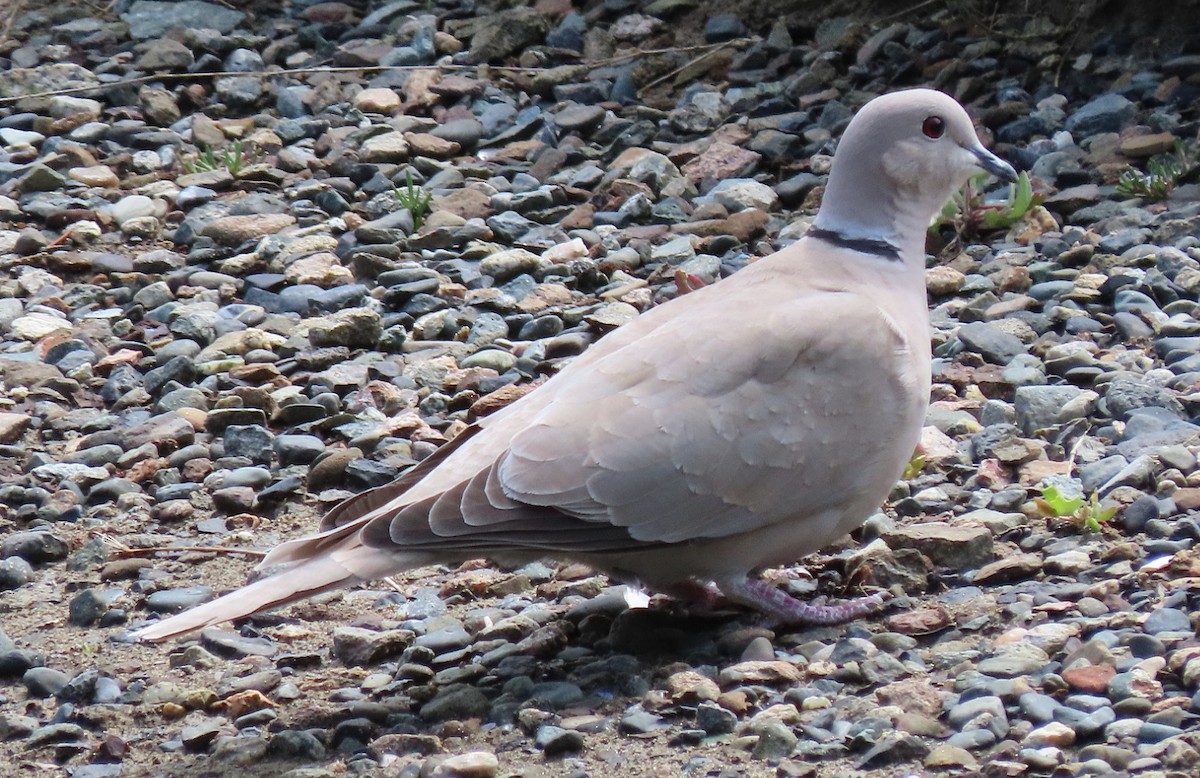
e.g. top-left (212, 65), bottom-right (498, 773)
top-left (932, 170), bottom-right (1041, 242)
top-left (183, 140), bottom-right (251, 176)
top-left (1116, 140), bottom-right (1191, 201)
top-left (393, 169), bottom-right (433, 229)
top-left (1035, 484), bottom-right (1115, 533)
top-left (902, 450), bottom-right (926, 480)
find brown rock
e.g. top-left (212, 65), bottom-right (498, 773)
top-left (405, 132), bottom-right (461, 158)
top-left (68, 165), bottom-right (119, 187)
top-left (926, 266), bottom-right (966, 296)
top-left (1172, 488), bottom-right (1200, 511)
top-left (972, 553), bottom-right (1042, 585)
top-left (353, 87), bottom-right (401, 113)
top-left (431, 752), bottom-right (498, 778)
top-left (200, 214), bottom-right (296, 246)
top-left (433, 188), bottom-right (493, 220)
top-left (191, 113), bottom-right (227, 147)
top-left (470, 383), bottom-right (539, 418)
top-left (359, 131), bottom-right (410, 163)
top-left (681, 141), bottom-right (761, 183)
top-left (1119, 132), bottom-right (1178, 158)
top-left (0, 412), bottom-right (31, 444)
top-left (100, 558), bottom-right (153, 581)
top-left (558, 202), bottom-right (594, 230)
top-left (885, 607), bottom-right (952, 635)
top-left (308, 447), bottom-right (362, 489)
top-left (1018, 459), bottom-right (1072, 485)
top-left (882, 523), bottom-right (994, 568)
top-left (717, 690), bottom-right (751, 714)
top-left (1062, 664), bottom-right (1116, 694)
top-left (302, 2), bottom-right (358, 23)
top-left (370, 733), bottom-right (442, 758)
top-left (846, 541), bottom-right (930, 593)
top-left (925, 744), bottom-right (979, 770)
top-left (665, 670), bottom-right (720, 703)
top-left (717, 660), bottom-right (803, 687)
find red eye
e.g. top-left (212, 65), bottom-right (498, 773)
top-left (922, 116), bottom-right (945, 138)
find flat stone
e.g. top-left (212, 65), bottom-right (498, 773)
top-left (1120, 132), bottom-right (1178, 158)
top-left (882, 523), bottom-right (993, 568)
top-left (200, 214), bottom-right (296, 246)
top-left (353, 88), bottom-right (401, 113)
top-left (431, 751), bottom-right (498, 778)
top-left (1062, 664), bottom-right (1117, 694)
top-left (0, 413), bottom-right (31, 444)
top-left (972, 553), bottom-right (1042, 584)
top-left (121, 0), bottom-right (245, 37)
top-left (717, 661), bottom-right (802, 687)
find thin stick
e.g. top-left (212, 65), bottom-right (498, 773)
top-left (0, 38), bottom-right (760, 105)
top-left (113, 545), bottom-right (267, 559)
top-left (637, 41), bottom-right (737, 97)
top-left (876, 0), bottom-right (942, 23)
top-left (1, 0), bottom-right (26, 42)
top-left (1065, 425), bottom-right (1092, 478)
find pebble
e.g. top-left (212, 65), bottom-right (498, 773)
top-left (0, 3), bottom-right (1197, 775)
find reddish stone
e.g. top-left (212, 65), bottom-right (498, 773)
top-left (1062, 664), bottom-right (1116, 694)
top-left (886, 608), bottom-right (952, 635)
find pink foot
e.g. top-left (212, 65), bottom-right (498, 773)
top-left (718, 576), bottom-right (889, 625)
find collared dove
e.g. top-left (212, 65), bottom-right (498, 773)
top-left (133, 88), bottom-right (1016, 642)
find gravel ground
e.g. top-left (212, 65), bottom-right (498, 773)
top-left (3, 1), bottom-right (1200, 777)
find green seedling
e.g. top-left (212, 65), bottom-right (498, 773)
top-left (183, 140), bottom-right (251, 177)
top-left (1116, 140), bottom-right (1191, 201)
top-left (902, 451), bottom-right (926, 480)
top-left (1035, 484), bottom-right (1115, 534)
top-left (931, 170), bottom-right (1041, 242)
top-left (393, 169), bottom-right (433, 230)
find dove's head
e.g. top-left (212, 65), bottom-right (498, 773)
top-left (812, 88), bottom-right (1016, 258)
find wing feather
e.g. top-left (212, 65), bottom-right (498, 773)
top-left (350, 260), bottom-right (925, 559)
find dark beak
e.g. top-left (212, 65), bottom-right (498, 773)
top-left (969, 144), bottom-right (1018, 183)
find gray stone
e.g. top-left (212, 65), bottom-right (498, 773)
top-left (750, 717), bottom-right (797, 760)
top-left (1, 532), bottom-right (69, 565)
top-left (957, 322), bottom-right (1026, 364)
top-left (1104, 375), bottom-right (1185, 420)
top-left (331, 627), bottom-right (414, 666)
top-left (0, 557), bottom-right (34, 590)
top-left (122, 0), bottom-right (245, 38)
top-left (1013, 385), bottom-right (1085, 434)
top-left (419, 685), bottom-right (491, 721)
top-left (1064, 93), bottom-right (1136, 136)
top-left (534, 725), bottom-right (584, 755)
top-left (1142, 607), bottom-right (1191, 634)
top-left (145, 586), bottom-right (215, 613)
top-left (23, 667), bottom-right (70, 697)
top-left (223, 425), bottom-right (274, 464)
top-left (68, 588), bottom-right (107, 627)
top-left (467, 7), bottom-right (550, 63)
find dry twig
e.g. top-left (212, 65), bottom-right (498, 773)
top-left (99, 533), bottom-right (266, 559)
top-left (0, 38), bottom-right (761, 105)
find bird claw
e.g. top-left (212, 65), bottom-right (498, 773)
top-left (719, 576), bottom-right (891, 626)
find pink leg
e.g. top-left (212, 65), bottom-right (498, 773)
top-left (718, 576), bottom-right (889, 625)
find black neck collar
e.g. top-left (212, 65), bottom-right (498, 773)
top-left (805, 225), bottom-right (902, 262)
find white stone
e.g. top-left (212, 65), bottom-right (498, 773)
top-left (130, 150), bottom-right (164, 173)
top-left (10, 312), bottom-right (73, 341)
top-left (704, 178), bottom-right (780, 212)
top-left (110, 194), bottom-right (158, 227)
top-left (0, 128), bottom-right (44, 146)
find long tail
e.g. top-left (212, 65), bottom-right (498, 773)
top-left (130, 543), bottom-right (404, 642)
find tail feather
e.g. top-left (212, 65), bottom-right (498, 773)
top-left (131, 544), bottom-right (401, 642)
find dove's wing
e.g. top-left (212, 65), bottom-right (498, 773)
top-left (357, 255), bottom-right (926, 556)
